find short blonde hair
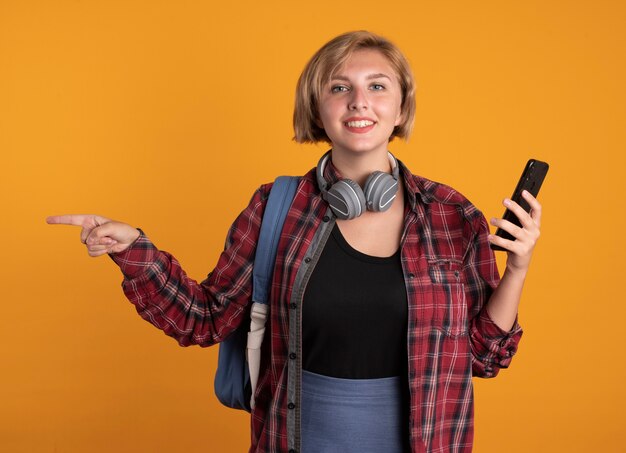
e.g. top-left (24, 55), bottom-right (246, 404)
top-left (293, 30), bottom-right (416, 144)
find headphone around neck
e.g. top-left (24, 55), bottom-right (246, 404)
top-left (316, 151), bottom-right (400, 220)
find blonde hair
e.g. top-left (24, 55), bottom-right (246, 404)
top-left (293, 30), bottom-right (416, 144)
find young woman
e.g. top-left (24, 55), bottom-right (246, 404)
top-left (48, 31), bottom-right (542, 453)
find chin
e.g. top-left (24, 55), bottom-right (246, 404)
top-left (341, 140), bottom-right (390, 154)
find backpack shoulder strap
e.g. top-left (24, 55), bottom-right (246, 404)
top-left (246, 176), bottom-right (299, 410)
top-left (252, 176), bottom-right (300, 305)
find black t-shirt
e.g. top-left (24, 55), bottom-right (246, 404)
top-left (302, 223), bottom-right (409, 379)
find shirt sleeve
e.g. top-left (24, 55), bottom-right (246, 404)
top-left (108, 185), bottom-right (269, 347)
top-left (464, 213), bottom-right (523, 378)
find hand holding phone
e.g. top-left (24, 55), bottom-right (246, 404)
top-left (490, 159), bottom-right (549, 252)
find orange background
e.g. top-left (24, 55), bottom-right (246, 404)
top-left (1, 1), bottom-right (625, 452)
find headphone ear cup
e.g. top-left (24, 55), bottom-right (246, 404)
top-left (363, 171), bottom-right (399, 212)
top-left (326, 179), bottom-right (367, 220)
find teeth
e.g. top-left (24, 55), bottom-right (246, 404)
top-left (346, 120), bottom-right (374, 128)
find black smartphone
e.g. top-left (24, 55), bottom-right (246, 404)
top-left (490, 159), bottom-right (549, 251)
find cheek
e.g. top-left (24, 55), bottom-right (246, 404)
top-left (317, 99), bottom-right (340, 128)
top-left (391, 97), bottom-right (403, 126)
top-left (376, 100), bottom-right (402, 126)
top-left (394, 104), bottom-right (403, 126)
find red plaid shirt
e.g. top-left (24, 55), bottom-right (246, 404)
top-left (110, 160), bottom-right (522, 453)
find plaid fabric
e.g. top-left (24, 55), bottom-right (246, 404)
top-left (110, 160), bottom-right (522, 453)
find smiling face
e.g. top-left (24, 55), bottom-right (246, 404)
top-left (317, 49), bottom-right (404, 157)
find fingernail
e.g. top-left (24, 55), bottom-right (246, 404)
top-left (504, 199), bottom-right (511, 207)
top-left (490, 218), bottom-right (496, 225)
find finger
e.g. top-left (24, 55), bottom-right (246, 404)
top-left (490, 216), bottom-right (523, 238)
top-left (85, 237), bottom-right (117, 249)
top-left (47, 214), bottom-right (90, 226)
top-left (502, 198), bottom-right (534, 229)
top-left (87, 244), bottom-right (112, 253)
top-left (47, 214), bottom-right (111, 228)
top-left (488, 233), bottom-right (518, 254)
top-left (87, 248), bottom-right (112, 258)
top-left (521, 190), bottom-right (542, 226)
top-left (85, 228), bottom-right (119, 246)
top-left (87, 241), bottom-right (122, 257)
top-left (81, 225), bottom-right (110, 244)
top-left (80, 228), bottom-right (89, 244)
top-left (84, 222), bottom-right (122, 245)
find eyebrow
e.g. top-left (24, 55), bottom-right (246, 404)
top-left (330, 73), bottom-right (392, 82)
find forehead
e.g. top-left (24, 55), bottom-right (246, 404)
top-left (331, 48), bottom-right (399, 80)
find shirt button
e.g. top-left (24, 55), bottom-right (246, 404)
top-left (454, 270), bottom-right (460, 278)
top-left (289, 303), bottom-right (297, 309)
top-left (289, 353), bottom-right (297, 360)
top-left (408, 273), bottom-right (415, 279)
top-left (323, 215), bottom-right (330, 222)
top-left (288, 402), bottom-right (295, 410)
top-left (304, 257), bottom-right (311, 263)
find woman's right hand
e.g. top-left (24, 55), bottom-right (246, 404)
top-left (46, 214), bottom-right (141, 257)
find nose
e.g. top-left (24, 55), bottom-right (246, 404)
top-left (348, 87), bottom-right (368, 111)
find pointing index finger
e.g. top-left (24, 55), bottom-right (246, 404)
top-left (46, 214), bottom-right (90, 226)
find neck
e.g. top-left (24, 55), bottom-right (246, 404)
top-left (330, 149), bottom-right (393, 187)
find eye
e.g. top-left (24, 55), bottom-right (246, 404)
top-left (331, 85), bottom-right (350, 93)
top-left (370, 83), bottom-right (385, 91)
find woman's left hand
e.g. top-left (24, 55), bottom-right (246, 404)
top-left (488, 190), bottom-right (542, 274)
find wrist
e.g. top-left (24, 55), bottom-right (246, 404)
top-left (503, 264), bottom-right (528, 282)
top-left (128, 227), bottom-right (141, 245)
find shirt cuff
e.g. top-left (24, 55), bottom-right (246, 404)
top-left (108, 229), bottom-right (159, 279)
top-left (475, 308), bottom-right (522, 343)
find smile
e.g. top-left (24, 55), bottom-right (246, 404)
top-left (345, 120), bottom-right (375, 128)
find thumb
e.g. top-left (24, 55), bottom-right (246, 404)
top-left (79, 215), bottom-right (113, 244)
top-left (85, 221), bottom-right (140, 246)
